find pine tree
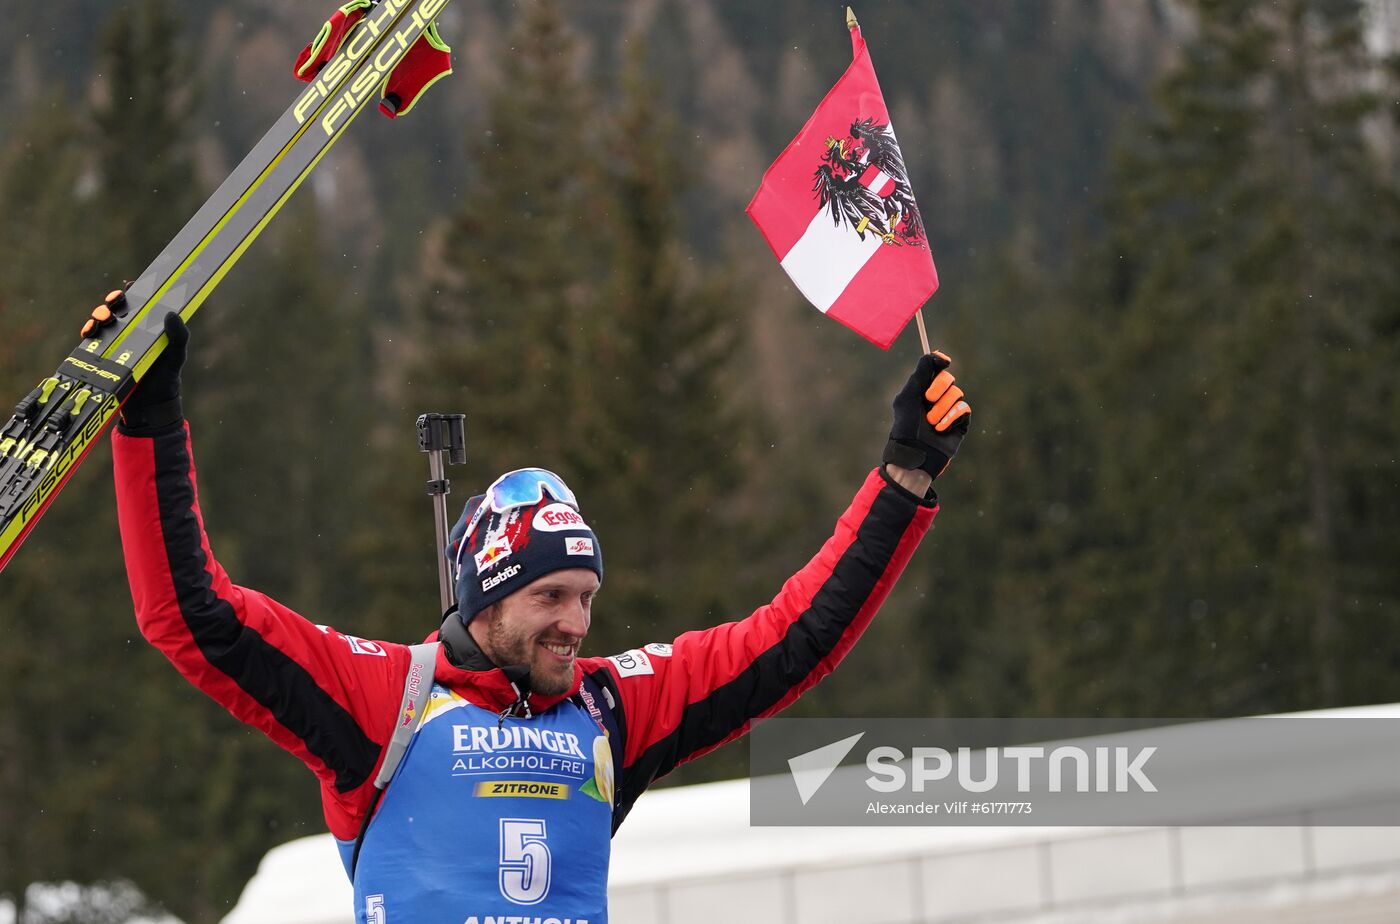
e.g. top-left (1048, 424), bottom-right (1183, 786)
top-left (414, 0), bottom-right (604, 453)
top-left (0, 85), bottom-right (158, 924)
top-left (360, 0), bottom-right (610, 632)
top-left (377, 6), bottom-right (760, 692)
top-left (1058, 0), bottom-right (1400, 713)
top-left (90, 0), bottom-right (199, 279)
top-left (564, 42), bottom-right (754, 663)
top-left (0, 5), bottom-right (234, 921)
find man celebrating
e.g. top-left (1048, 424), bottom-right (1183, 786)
top-left (114, 312), bottom-right (970, 923)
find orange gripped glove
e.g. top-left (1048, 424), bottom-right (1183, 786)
top-left (883, 350), bottom-right (972, 479)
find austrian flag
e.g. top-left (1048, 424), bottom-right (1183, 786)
top-left (747, 17), bottom-right (937, 349)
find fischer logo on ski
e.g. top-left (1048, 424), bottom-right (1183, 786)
top-left (295, 0), bottom-right (449, 136)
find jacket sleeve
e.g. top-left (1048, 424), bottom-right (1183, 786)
top-left (580, 467), bottom-right (937, 826)
top-left (112, 421), bottom-right (407, 839)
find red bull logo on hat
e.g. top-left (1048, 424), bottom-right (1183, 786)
top-left (473, 535), bottom-right (513, 574)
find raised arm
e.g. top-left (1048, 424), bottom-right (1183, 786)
top-left (112, 312), bottom-right (406, 839)
top-left (582, 351), bottom-right (972, 826)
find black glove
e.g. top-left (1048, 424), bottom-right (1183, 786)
top-left (883, 350), bottom-right (971, 480)
top-left (118, 310), bottom-right (189, 433)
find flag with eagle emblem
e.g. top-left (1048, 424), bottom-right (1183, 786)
top-left (747, 16), bottom-right (937, 349)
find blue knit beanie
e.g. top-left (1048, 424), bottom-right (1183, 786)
top-left (446, 484), bottom-right (603, 622)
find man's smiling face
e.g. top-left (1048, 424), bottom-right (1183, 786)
top-left (473, 568), bottom-right (598, 696)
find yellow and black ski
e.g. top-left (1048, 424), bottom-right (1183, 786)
top-left (0, 0), bottom-right (453, 573)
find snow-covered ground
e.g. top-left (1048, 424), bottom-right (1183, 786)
top-left (0, 882), bottom-right (183, 924)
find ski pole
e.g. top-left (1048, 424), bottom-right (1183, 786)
top-left (416, 413), bottom-right (467, 614)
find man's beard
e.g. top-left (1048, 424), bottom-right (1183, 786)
top-left (485, 616), bottom-right (575, 696)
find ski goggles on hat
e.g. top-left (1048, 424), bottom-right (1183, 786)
top-left (457, 467), bottom-right (579, 557)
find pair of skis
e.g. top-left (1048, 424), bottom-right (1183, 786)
top-left (0, 0), bottom-right (453, 573)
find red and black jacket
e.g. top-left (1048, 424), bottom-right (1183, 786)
top-left (113, 420), bottom-right (937, 838)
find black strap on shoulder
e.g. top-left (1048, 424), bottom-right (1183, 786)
top-left (348, 786), bottom-right (385, 880)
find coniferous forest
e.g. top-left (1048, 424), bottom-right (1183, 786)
top-left (1, 1), bottom-right (1398, 920)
